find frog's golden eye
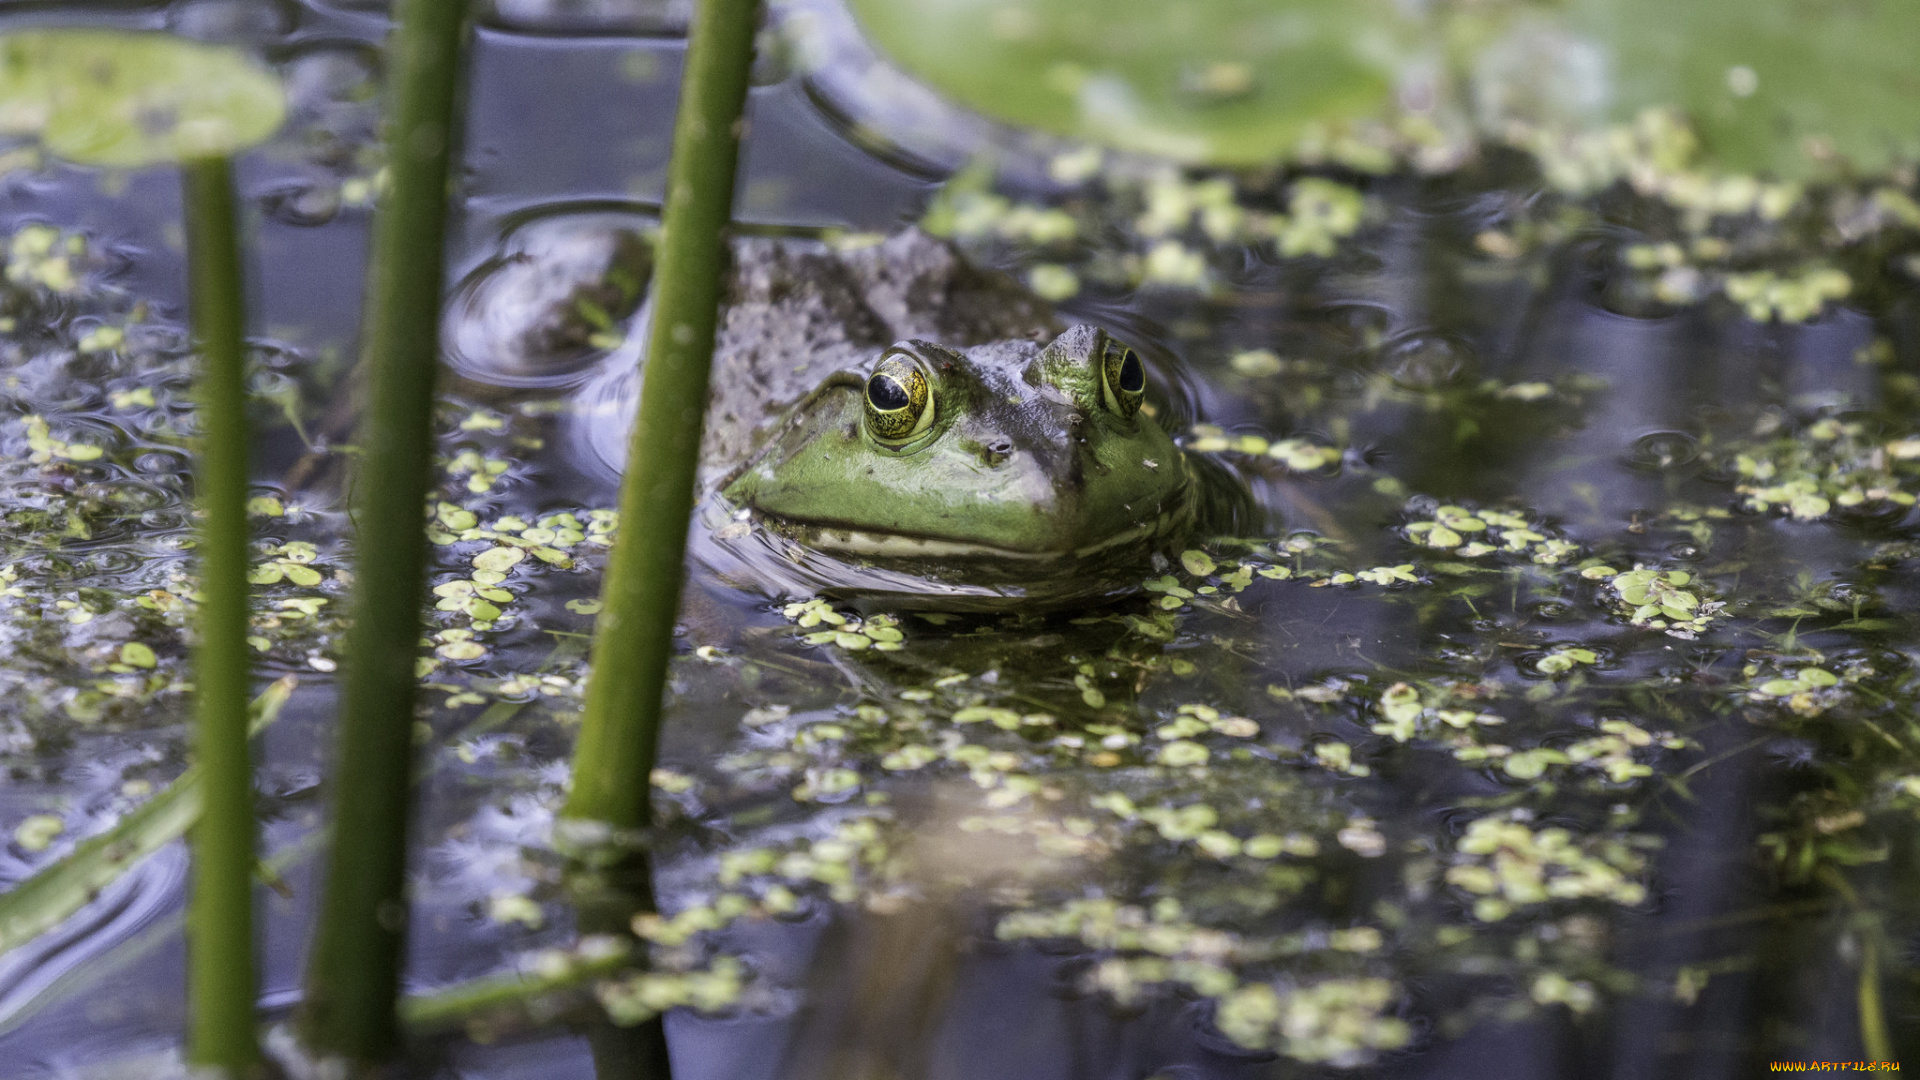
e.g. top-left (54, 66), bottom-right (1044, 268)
top-left (864, 355), bottom-right (934, 444)
top-left (1100, 339), bottom-right (1145, 418)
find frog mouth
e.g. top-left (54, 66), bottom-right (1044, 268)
top-left (745, 503), bottom-right (1194, 563)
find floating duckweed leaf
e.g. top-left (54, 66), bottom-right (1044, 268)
top-left (117, 642), bottom-right (157, 669)
top-left (1179, 550), bottom-right (1216, 576)
top-left (1446, 814), bottom-right (1649, 918)
top-left (0, 30), bottom-right (286, 167)
top-left (472, 546), bottom-right (525, 574)
top-left (12, 813), bottom-right (63, 852)
top-left (1753, 666), bottom-right (1843, 702)
top-left (846, 0), bottom-right (1401, 165)
top-left (1156, 740), bottom-right (1210, 767)
top-left (109, 386), bottom-right (155, 410)
top-left (1356, 564), bottom-right (1417, 586)
top-left (1313, 741), bottom-right (1370, 776)
top-left (439, 506), bottom-right (478, 531)
top-left (1143, 575), bottom-right (1194, 599)
top-left (1535, 647), bottom-right (1599, 676)
top-left (1335, 819), bottom-right (1387, 858)
top-left (953, 705), bottom-right (1021, 727)
top-left (1372, 682), bottom-right (1423, 741)
top-left (782, 597), bottom-right (846, 627)
top-left (1503, 748), bottom-right (1570, 780)
top-left (1242, 834), bottom-right (1285, 859)
top-left (1724, 269), bottom-right (1851, 325)
top-left (1267, 439), bottom-right (1342, 471)
top-left (880, 744), bottom-right (940, 770)
top-left (1027, 263), bottom-right (1078, 300)
top-left (1231, 349), bottom-right (1283, 377)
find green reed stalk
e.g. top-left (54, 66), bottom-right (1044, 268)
top-left (301, 0), bottom-right (469, 1063)
top-left (1859, 931), bottom-right (1891, 1060)
top-left (181, 154), bottom-right (259, 1076)
top-left (563, 0), bottom-right (761, 831)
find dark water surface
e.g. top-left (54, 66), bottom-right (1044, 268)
top-left (1, 2), bottom-right (1918, 1078)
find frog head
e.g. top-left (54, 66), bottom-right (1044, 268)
top-left (721, 325), bottom-right (1195, 584)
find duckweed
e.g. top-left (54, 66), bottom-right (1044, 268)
top-left (1445, 815), bottom-right (1653, 922)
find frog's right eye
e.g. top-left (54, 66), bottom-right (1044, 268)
top-left (864, 356), bottom-right (934, 444)
top-left (1099, 337), bottom-right (1145, 418)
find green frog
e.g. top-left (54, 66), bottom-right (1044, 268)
top-left (714, 322), bottom-right (1199, 607)
top-left (456, 220), bottom-right (1220, 607)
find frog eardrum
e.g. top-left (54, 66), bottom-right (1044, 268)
top-left (864, 350), bottom-right (934, 444)
top-left (1101, 337), bottom-right (1145, 418)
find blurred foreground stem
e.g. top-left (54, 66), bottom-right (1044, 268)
top-left (182, 153), bottom-right (259, 1076)
top-left (562, 0), bottom-right (760, 831)
top-left (301, 0), bottom-right (470, 1063)
top-left (1859, 930), bottom-right (1891, 1061)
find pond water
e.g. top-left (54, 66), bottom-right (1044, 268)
top-left (1, 1), bottom-right (1918, 1077)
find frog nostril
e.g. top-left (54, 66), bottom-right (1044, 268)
top-left (988, 440), bottom-right (1012, 454)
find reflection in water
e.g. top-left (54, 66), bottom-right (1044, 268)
top-left (443, 211), bottom-right (655, 389)
top-left (0, 845), bottom-right (188, 1035)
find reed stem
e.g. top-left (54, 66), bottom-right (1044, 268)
top-left (182, 153), bottom-right (259, 1076)
top-left (563, 0), bottom-right (761, 830)
top-left (301, 0), bottom-right (469, 1062)
top-left (1859, 929), bottom-right (1891, 1060)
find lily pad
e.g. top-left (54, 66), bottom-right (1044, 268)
top-left (1486, 0), bottom-right (1920, 177)
top-left (850, 0), bottom-right (1920, 176)
top-left (0, 29), bottom-right (285, 167)
top-left (844, 0), bottom-right (1401, 165)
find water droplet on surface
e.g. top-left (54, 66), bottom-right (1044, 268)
top-left (1624, 431), bottom-right (1700, 472)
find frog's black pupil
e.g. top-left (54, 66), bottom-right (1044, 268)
top-left (868, 373), bottom-right (911, 411)
top-left (1117, 350), bottom-right (1144, 393)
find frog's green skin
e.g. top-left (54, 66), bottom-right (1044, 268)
top-left (722, 326), bottom-right (1194, 570)
top-left (541, 227), bottom-right (1204, 604)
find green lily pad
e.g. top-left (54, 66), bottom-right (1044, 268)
top-left (0, 29), bottom-right (286, 167)
top-left (1620, 0), bottom-right (1919, 175)
top-left (1491, 0), bottom-right (1920, 177)
top-left (845, 0), bottom-right (1401, 165)
top-left (851, 0), bottom-right (1920, 176)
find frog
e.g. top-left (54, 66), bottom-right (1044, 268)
top-left (448, 217), bottom-right (1226, 608)
top-left (714, 319), bottom-right (1200, 607)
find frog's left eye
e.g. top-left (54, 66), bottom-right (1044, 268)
top-left (864, 355), bottom-right (934, 444)
top-left (1100, 339), bottom-right (1145, 418)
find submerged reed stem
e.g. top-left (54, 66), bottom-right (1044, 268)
top-left (563, 0), bottom-right (761, 831)
top-left (301, 0), bottom-right (469, 1062)
top-left (182, 153), bottom-right (259, 1076)
top-left (1859, 929), bottom-right (1891, 1060)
